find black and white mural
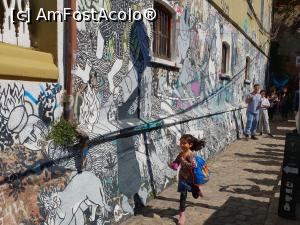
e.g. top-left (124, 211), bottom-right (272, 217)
top-left (0, 0), bottom-right (270, 224)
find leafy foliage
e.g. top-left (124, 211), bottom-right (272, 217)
top-left (48, 118), bottom-right (78, 147)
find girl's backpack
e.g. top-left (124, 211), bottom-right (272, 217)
top-left (192, 155), bottom-right (210, 185)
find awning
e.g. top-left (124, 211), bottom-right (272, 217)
top-left (0, 43), bottom-right (58, 81)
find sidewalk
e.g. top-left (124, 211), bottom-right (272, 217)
top-left (121, 119), bottom-right (299, 225)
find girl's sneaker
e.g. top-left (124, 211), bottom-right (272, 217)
top-left (191, 187), bottom-right (199, 199)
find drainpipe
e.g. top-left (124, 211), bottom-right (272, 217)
top-left (63, 0), bottom-right (89, 172)
top-left (64, 0), bottom-right (77, 121)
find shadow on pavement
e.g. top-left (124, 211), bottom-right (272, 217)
top-left (268, 136), bottom-right (286, 141)
top-left (248, 178), bottom-right (278, 187)
top-left (256, 147), bottom-right (283, 153)
top-left (235, 152), bottom-right (282, 161)
top-left (133, 195), bottom-right (220, 223)
top-left (219, 184), bottom-right (274, 198)
top-left (244, 168), bottom-right (280, 175)
top-left (203, 196), bottom-right (268, 225)
top-left (261, 143), bottom-right (285, 148)
top-left (134, 205), bottom-right (179, 224)
top-left (251, 159), bottom-right (282, 166)
top-left (255, 151), bottom-right (283, 157)
top-left (155, 196), bottom-right (219, 210)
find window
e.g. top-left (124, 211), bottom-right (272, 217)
top-left (221, 42), bottom-right (230, 74)
top-left (245, 57), bottom-right (250, 80)
top-left (153, 1), bottom-right (172, 59)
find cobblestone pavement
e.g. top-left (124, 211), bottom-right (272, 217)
top-left (121, 119), bottom-right (299, 225)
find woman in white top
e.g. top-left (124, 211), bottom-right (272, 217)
top-left (259, 90), bottom-right (273, 137)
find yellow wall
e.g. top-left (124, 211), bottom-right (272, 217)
top-left (211, 0), bottom-right (272, 55)
top-left (30, 0), bottom-right (58, 65)
top-left (0, 0), bottom-right (58, 80)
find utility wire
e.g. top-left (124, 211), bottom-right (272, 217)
top-left (87, 39), bottom-right (270, 147)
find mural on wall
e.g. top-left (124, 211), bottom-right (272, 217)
top-left (0, 82), bottom-right (61, 151)
top-left (70, 0), bottom-right (268, 224)
top-left (0, 81), bottom-right (64, 225)
top-left (0, 0), bottom-right (270, 224)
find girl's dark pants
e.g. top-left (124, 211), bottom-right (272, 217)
top-left (179, 190), bottom-right (188, 212)
top-left (178, 180), bottom-right (194, 212)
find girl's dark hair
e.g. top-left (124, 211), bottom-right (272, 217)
top-left (180, 134), bottom-right (206, 151)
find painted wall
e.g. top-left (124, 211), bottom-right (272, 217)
top-left (212, 0), bottom-right (272, 54)
top-left (0, 0), bottom-right (270, 224)
top-left (0, 81), bottom-right (63, 225)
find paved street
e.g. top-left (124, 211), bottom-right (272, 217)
top-left (121, 119), bottom-right (299, 225)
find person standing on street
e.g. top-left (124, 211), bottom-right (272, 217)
top-left (258, 90), bottom-right (273, 137)
top-left (279, 87), bottom-right (290, 121)
top-left (244, 84), bottom-right (262, 140)
top-left (268, 89), bottom-right (279, 120)
top-left (293, 89), bottom-right (299, 133)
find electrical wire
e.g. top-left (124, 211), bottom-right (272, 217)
top-left (87, 39), bottom-right (270, 147)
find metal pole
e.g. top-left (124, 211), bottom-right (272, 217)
top-left (64, 0), bottom-right (77, 121)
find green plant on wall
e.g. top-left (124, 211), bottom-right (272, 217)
top-left (47, 118), bottom-right (79, 147)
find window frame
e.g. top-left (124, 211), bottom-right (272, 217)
top-left (221, 42), bottom-right (230, 75)
top-left (245, 56), bottom-right (251, 80)
top-left (153, 1), bottom-right (172, 60)
top-left (151, 0), bottom-right (178, 68)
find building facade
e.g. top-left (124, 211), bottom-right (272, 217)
top-left (0, 0), bottom-right (272, 224)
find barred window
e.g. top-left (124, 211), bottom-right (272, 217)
top-left (221, 42), bottom-right (230, 74)
top-left (245, 57), bottom-right (250, 80)
top-left (153, 1), bottom-right (172, 59)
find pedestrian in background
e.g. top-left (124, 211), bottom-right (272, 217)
top-left (244, 84), bottom-right (261, 140)
top-left (293, 89), bottom-right (299, 132)
top-left (268, 89), bottom-right (279, 120)
top-left (259, 90), bottom-right (273, 137)
top-left (279, 87), bottom-right (291, 121)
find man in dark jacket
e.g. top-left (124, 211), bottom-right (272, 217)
top-left (293, 90), bottom-right (299, 132)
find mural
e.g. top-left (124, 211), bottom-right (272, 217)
top-left (0, 81), bottom-right (63, 225)
top-left (0, 82), bottom-right (61, 151)
top-left (0, 0), bottom-right (270, 224)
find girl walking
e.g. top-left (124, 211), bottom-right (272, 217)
top-left (169, 134), bottom-right (207, 225)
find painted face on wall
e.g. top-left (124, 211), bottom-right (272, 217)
top-left (18, 116), bottom-right (48, 151)
top-left (6, 104), bottom-right (48, 151)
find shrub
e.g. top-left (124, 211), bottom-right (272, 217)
top-left (47, 118), bottom-right (79, 147)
